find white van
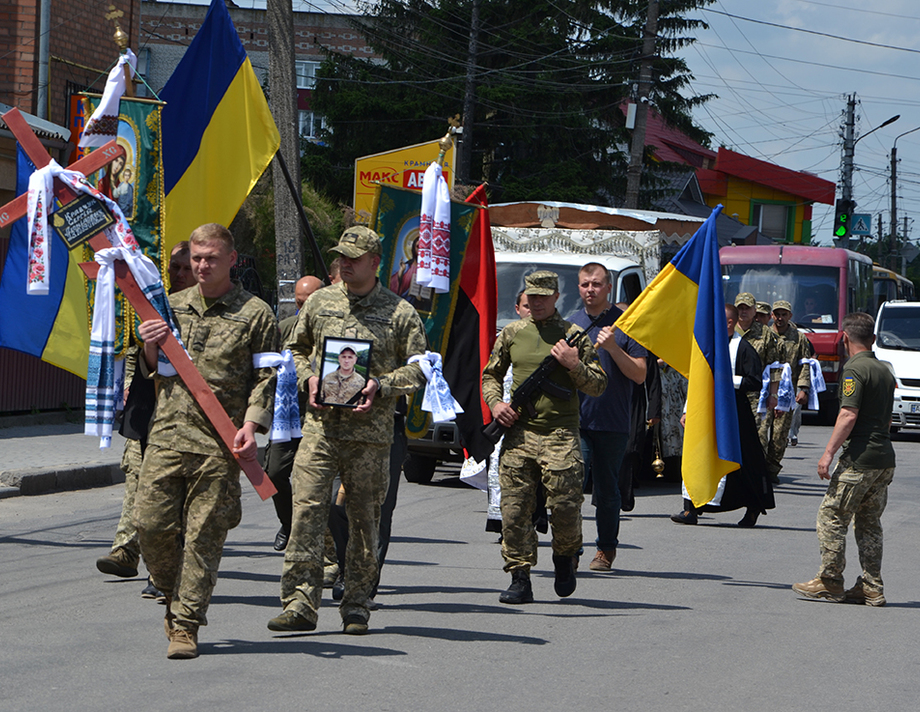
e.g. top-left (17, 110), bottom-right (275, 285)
top-left (873, 300), bottom-right (920, 431)
top-left (495, 252), bottom-right (647, 327)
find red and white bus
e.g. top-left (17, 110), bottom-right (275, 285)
top-left (720, 245), bottom-right (874, 419)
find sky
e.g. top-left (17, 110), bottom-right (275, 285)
top-left (161, 0), bottom-right (920, 249)
top-left (681, 0), bottom-right (920, 247)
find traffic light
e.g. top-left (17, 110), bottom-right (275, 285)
top-left (834, 199), bottom-right (855, 239)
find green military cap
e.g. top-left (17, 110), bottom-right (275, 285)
top-left (756, 301), bottom-right (771, 315)
top-left (773, 299), bottom-right (793, 313)
top-left (734, 292), bottom-right (756, 307)
top-left (329, 226), bottom-right (382, 258)
top-left (523, 270), bottom-right (559, 296)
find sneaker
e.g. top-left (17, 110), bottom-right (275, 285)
top-left (589, 549), bottom-right (616, 571)
top-left (843, 581), bottom-right (886, 607)
top-left (141, 577), bottom-right (163, 600)
top-left (267, 609), bottom-right (317, 632)
top-left (789, 436), bottom-right (798, 447)
top-left (499, 569), bottom-right (534, 605)
top-left (343, 614), bottom-right (368, 635)
top-left (552, 554), bottom-right (577, 598)
top-left (95, 548), bottom-right (139, 578)
top-left (792, 577), bottom-right (844, 602)
top-left (166, 628), bottom-right (198, 659)
top-left (323, 564), bottom-right (339, 588)
top-left (670, 510), bottom-right (698, 525)
top-left (332, 572), bottom-right (345, 602)
top-left (273, 527), bottom-right (290, 552)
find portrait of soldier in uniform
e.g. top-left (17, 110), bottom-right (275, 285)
top-left (319, 339), bottom-right (371, 407)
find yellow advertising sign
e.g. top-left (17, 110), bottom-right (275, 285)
top-left (353, 139), bottom-right (455, 225)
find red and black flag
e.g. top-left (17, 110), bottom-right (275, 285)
top-left (375, 183), bottom-right (496, 462)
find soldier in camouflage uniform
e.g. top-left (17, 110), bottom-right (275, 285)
top-left (135, 224), bottom-right (279, 659)
top-left (793, 312), bottom-right (895, 606)
top-left (761, 300), bottom-right (812, 482)
top-left (754, 301), bottom-right (772, 326)
top-left (96, 241), bottom-right (194, 600)
top-left (320, 346), bottom-right (365, 405)
top-left (267, 226), bottom-right (427, 636)
top-left (482, 271), bottom-right (607, 604)
top-left (733, 292), bottom-right (779, 448)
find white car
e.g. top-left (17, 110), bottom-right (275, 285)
top-left (873, 300), bottom-right (920, 431)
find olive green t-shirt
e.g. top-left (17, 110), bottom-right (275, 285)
top-left (839, 350), bottom-right (896, 469)
top-left (509, 317), bottom-right (579, 430)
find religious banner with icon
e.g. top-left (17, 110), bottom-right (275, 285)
top-left (374, 183), bottom-right (496, 461)
top-left (79, 95), bottom-right (166, 356)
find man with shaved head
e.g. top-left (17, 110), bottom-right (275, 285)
top-left (266, 274), bottom-right (325, 551)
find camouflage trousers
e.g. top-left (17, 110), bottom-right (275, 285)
top-left (759, 408), bottom-right (793, 476)
top-left (110, 439), bottom-right (143, 562)
top-left (135, 445), bottom-right (242, 631)
top-left (280, 435), bottom-right (389, 625)
top-left (816, 456), bottom-right (894, 592)
top-left (498, 425), bottom-right (584, 573)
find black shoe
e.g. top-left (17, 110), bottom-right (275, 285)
top-left (273, 527), bottom-right (290, 552)
top-left (141, 577), bottom-right (165, 601)
top-left (552, 554), bottom-right (577, 598)
top-left (332, 572), bottom-right (345, 601)
top-left (499, 569), bottom-right (534, 604)
top-left (738, 509), bottom-right (759, 528)
top-left (670, 510), bottom-right (698, 525)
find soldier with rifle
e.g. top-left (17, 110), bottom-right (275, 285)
top-left (482, 271), bottom-right (607, 605)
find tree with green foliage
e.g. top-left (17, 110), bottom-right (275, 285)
top-left (303, 0), bottom-right (713, 208)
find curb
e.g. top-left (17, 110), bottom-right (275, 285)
top-left (0, 463), bottom-right (125, 497)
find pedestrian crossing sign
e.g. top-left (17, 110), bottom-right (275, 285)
top-left (850, 213), bottom-right (872, 235)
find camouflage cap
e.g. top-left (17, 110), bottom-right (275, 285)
top-left (734, 292), bottom-right (756, 307)
top-left (329, 226), bottom-right (382, 258)
top-left (523, 270), bottom-right (559, 296)
top-left (773, 299), bottom-right (793, 313)
top-left (756, 301), bottom-right (771, 315)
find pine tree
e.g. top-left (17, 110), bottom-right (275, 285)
top-left (303, 0), bottom-right (714, 207)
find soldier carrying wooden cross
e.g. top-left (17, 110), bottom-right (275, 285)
top-left (0, 108), bottom-right (281, 660)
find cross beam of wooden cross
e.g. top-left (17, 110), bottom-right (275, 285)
top-left (0, 107), bottom-right (276, 500)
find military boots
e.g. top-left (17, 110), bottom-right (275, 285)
top-left (499, 569), bottom-right (534, 604)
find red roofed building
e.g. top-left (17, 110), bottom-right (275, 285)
top-left (637, 105), bottom-right (836, 244)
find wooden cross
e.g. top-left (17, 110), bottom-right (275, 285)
top-left (0, 107), bottom-right (276, 500)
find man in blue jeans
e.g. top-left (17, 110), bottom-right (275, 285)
top-left (569, 262), bottom-right (647, 571)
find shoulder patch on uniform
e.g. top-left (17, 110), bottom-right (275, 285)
top-left (842, 377), bottom-right (856, 397)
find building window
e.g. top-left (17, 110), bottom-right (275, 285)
top-left (295, 61), bottom-right (321, 89)
top-left (134, 48), bottom-right (151, 98)
top-left (752, 202), bottom-right (792, 242)
top-left (299, 110), bottom-right (325, 139)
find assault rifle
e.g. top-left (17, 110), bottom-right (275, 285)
top-left (482, 310), bottom-right (608, 445)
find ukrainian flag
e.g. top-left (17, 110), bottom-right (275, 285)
top-left (617, 205), bottom-right (741, 506)
top-left (0, 146), bottom-right (90, 378)
top-left (160, 0), bottom-right (279, 252)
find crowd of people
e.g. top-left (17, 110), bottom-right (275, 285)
top-left (94, 225), bottom-right (898, 660)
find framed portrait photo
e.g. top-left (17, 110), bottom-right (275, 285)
top-left (318, 337), bottom-right (373, 408)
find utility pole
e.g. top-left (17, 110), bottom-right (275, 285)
top-left (458, 0), bottom-right (480, 185)
top-left (268, 0), bottom-right (304, 320)
top-left (890, 143), bottom-right (898, 260)
top-left (624, 0), bottom-right (658, 210)
top-left (839, 94), bottom-right (857, 250)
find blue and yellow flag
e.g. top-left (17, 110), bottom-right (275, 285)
top-left (0, 146), bottom-right (91, 378)
top-left (617, 205), bottom-right (740, 506)
top-left (160, 0), bottom-right (279, 252)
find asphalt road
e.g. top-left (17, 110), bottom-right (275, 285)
top-left (1, 423), bottom-right (919, 712)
